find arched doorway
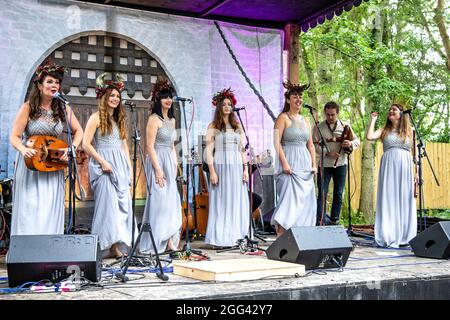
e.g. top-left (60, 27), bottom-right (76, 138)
top-left (25, 34), bottom-right (180, 200)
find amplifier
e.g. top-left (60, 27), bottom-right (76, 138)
top-left (7, 234), bottom-right (102, 287)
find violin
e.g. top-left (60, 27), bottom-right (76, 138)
top-left (24, 135), bottom-right (85, 172)
top-left (333, 125), bottom-right (354, 168)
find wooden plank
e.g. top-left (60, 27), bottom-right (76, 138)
top-left (173, 258), bottom-right (305, 282)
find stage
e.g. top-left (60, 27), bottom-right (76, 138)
top-left (0, 235), bottom-right (449, 300)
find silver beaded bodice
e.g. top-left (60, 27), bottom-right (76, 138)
top-left (282, 116), bottom-right (310, 146)
top-left (382, 131), bottom-right (411, 152)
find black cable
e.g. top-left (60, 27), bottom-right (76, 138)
top-left (214, 21), bottom-right (276, 122)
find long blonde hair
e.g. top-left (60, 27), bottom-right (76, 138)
top-left (98, 88), bottom-right (127, 139)
top-left (380, 103), bottom-right (412, 142)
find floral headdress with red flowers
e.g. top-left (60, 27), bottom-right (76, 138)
top-left (283, 80), bottom-right (309, 99)
top-left (35, 59), bottom-right (66, 82)
top-left (212, 88), bottom-right (237, 107)
top-left (95, 73), bottom-right (125, 99)
top-left (150, 78), bottom-right (174, 102)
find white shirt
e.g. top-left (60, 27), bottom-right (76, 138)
top-left (312, 120), bottom-right (360, 168)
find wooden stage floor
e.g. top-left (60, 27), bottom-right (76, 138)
top-left (0, 235), bottom-right (449, 300)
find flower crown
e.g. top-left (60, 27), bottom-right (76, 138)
top-left (150, 78), bottom-right (174, 102)
top-left (212, 88), bottom-right (237, 107)
top-left (95, 73), bottom-right (125, 99)
top-left (283, 80), bottom-right (309, 98)
top-left (35, 59), bottom-right (66, 82)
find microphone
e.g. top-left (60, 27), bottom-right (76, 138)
top-left (53, 92), bottom-right (69, 104)
top-left (401, 109), bottom-right (412, 115)
top-left (233, 106), bottom-right (245, 112)
top-left (173, 96), bottom-right (192, 102)
top-left (123, 100), bottom-right (135, 107)
top-left (303, 104), bottom-right (316, 111)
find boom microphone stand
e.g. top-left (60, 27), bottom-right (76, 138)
top-left (115, 100), bottom-right (168, 282)
top-left (407, 111), bottom-right (440, 232)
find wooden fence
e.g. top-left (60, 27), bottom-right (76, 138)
top-left (348, 141), bottom-right (449, 210)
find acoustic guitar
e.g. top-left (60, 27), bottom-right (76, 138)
top-left (178, 165), bottom-right (195, 236)
top-left (194, 158), bottom-right (209, 236)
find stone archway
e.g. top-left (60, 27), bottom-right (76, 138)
top-left (26, 33), bottom-right (180, 200)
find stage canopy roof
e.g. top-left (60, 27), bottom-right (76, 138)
top-left (78, 0), bottom-right (370, 30)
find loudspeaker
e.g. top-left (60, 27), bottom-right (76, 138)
top-left (409, 221), bottom-right (450, 259)
top-left (266, 226), bottom-right (353, 270)
top-left (7, 234), bottom-right (102, 287)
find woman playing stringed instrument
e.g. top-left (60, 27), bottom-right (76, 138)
top-left (9, 59), bottom-right (83, 236)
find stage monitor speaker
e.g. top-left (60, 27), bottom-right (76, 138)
top-left (7, 234), bottom-right (102, 287)
top-left (266, 226), bottom-right (353, 270)
top-left (409, 221), bottom-right (450, 259)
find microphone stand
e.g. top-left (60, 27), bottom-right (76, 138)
top-left (408, 112), bottom-right (440, 232)
top-left (116, 101), bottom-right (169, 282)
top-left (56, 99), bottom-right (81, 234)
top-left (177, 99), bottom-right (205, 257)
top-left (309, 106), bottom-right (330, 226)
top-left (129, 102), bottom-right (139, 248)
top-left (218, 107), bottom-right (265, 254)
top-left (190, 147), bottom-right (200, 239)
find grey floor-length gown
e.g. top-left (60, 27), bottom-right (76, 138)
top-left (89, 124), bottom-right (136, 252)
top-left (11, 109), bottom-right (65, 235)
top-left (205, 127), bottom-right (250, 247)
top-left (272, 116), bottom-right (316, 229)
top-left (140, 117), bottom-right (182, 254)
top-left (375, 131), bottom-right (417, 248)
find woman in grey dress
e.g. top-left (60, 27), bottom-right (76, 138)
top-left (204, 88), bottom-right (249, 247)
top-left (9, 59), bottom-right (83, 235)
top-left (83, 73), bottom-right (135, 259)
top-left (272, 81), bottom-right (317, 237)
top-left (140, 79), bottom-right (182, 254)
top-left (366, 104), bottom-right (417, 248)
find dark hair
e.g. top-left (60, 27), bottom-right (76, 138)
top-left (150, 88), bottom-right (175, 119)
top-left (282, 91), bottom-right (304, 113)
top-left (324, 101), bottom-right (340, 114)
top-left (28, 72), bottom-right (65, 122)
